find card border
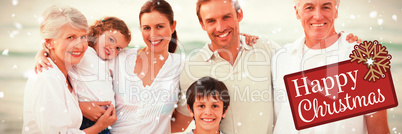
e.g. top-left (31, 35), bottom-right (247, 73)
top-left (283, 60), bottom-right (398, 130)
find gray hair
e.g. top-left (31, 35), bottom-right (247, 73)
top-left (293, 0), bottom-right (340, 8)
top-left (40, 5), bottom-right (88, 40)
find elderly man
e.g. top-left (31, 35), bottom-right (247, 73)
top-left (272, 0), bottom-right (390, 133)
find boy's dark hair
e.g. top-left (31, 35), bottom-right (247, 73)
top-left (186, 76), bottom-right (230, 114)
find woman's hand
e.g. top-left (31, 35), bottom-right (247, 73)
top-left (83, 105), bottom-right (117, 134)
top-left (34, 49), bottom-right (52, 73)
top-left (240, 33), bottom-right (259, 46)
top-left (79, 101), bottom-right (111, 122)
top-left (95, 104), bottom-right (117, 128)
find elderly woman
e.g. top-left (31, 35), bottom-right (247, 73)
top-left (22, 5), bottom-right (116, 134)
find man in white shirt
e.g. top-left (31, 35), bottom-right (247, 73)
top-left (174, 0), bottom-right (280, 133)
top-left (272, 0), bottom-right (390, 133)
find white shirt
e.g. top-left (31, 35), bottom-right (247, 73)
top-left (272, 33), bottom-right (366, 134)
top-left (178, 36), bottom-right (280, 134)
top-left (22, 58), bottom-right (84, 134)
top-left (69, 47), bottom-right (115, 106)
top-left (110, 49), bottom-right (184, 133)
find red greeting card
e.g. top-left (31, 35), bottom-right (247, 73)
top-left (283, 40), bottom-right (398, 130)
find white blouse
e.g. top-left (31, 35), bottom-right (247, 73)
top-left (22, 58), bottom-right (84, 134)
top-left (110, 49), bottom-right (184, 134)
top-left (69, 47), bottom-right (115, 106)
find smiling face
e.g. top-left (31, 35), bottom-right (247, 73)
top-left (296, 0), bottom-right (338, 41)
top-left (47, 24), bottom-right (88, 68)
top-left (93, 30), bottom-right (129, 60)
top-left (189, 96), bottom-right (227, 132)
top-left (199, 0), bottom-right (243, 49)
top-left (140, 11), bottom-right (176, 54)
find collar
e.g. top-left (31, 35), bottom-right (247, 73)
top-left (200, 35), bottom-right (253, 62)
top-left (290, 32), bottom-right (347, 56)
top-left (288, 35), bottom-right (306, 55)
top-left (199, 43), bottom-right (214, 62)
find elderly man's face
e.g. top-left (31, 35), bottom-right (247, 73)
top-left (295, 0), bottom-right (338, 40)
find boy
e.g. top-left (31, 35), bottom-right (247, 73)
top-left (186, 76), bottom-right (230, 134)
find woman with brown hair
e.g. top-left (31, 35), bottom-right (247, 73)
top-left (110, 0), bottom-right (183, 133)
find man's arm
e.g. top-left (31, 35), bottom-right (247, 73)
top-left (365, 110), bottom-right (390, 134)
top-left (345, 32), bottom-right (362, 44)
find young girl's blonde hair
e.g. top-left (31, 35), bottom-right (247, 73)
top-left (87, 17), bottom-right (131, 48)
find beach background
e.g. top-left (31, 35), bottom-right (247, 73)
top-left (0, 0), bottom-right (401, 133)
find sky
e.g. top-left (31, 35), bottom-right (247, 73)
top-left (0, 0), bottom-right (401, 53)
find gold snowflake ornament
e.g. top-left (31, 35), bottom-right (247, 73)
top-left (349, 40), bottom-right (392, 82)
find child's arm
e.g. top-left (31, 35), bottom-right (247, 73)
top-left (79, 101), bottom-right (111, 122)
top-left (365, 110), bottom-right (390, 134)
top-left (34, 49), bottom-right (52, 73)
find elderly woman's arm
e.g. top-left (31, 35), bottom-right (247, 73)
top-left (79, 101), bottom-right (111, 122)
top-left (83, 105), bottom-right (117, 134)
top-left (25, 74), bottom-right (84, 133)
top-left (24, 70), bottom-right (116, 134)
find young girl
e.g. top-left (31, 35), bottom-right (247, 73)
top-left (35, 16), bottom-right (131, 134)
